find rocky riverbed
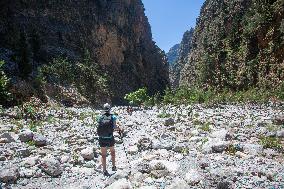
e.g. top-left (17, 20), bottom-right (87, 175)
top-left (0, 103), bottom-right (284, 189)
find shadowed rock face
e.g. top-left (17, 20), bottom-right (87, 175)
top-left (0, 0), bottom-right (169, 104)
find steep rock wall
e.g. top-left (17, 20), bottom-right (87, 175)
top-left (180, 0), bottom-right (284, 90)
top-left (0, 0), bottom-right (169, 104)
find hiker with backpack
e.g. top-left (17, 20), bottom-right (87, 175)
top-left (97, 103), bottom-right (122, 176)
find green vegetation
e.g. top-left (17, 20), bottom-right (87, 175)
top-left (72, 152), bottom-right (79, 164)
top-left (199, 122), bottom-right (211, 132)
top-left (193, 119), bottom-right (202, 126)
top-left (28, 121), bottom-right (43, 132)
top-left (124, 87), bottom-right (150, 106)
top-left (157, 112), bottom-right (171, 118)
top-left (183, 0), bottom-right (284, 94)
top-left (0, 60), bottom-right (12, 104)
top-left (226, 144), bottom-right (238, 155)
top-left (124, 85), bottom-right (284, 107)
top-left (26, 140), bottom-right (36, 146)
top-left (201, 137), bottom-right (209, 145)
top-left (260, 136), bottom-right (283, 151)
top-left (181, 147), bottom-right (189, 155)
top-left (40, 52), bottom-right (110, 104)
top-left (0, 105), bottom-right (4, 114)
top-left (46, 115), bottom-right (55, 124)
top-left (10, 120), bottom-right (24, 133)
top-left (267, 124), bottom-right (281, 132)
top-left (19, 97), bottom-right (45, 121)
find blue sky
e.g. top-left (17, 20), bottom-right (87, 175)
top-left (142, 0), bottom-right (205, 53)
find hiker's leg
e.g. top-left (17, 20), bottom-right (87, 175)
top-left (101, 147), bottom-right (107, 172)
top-left (110, 146), bottom-right (116, 167)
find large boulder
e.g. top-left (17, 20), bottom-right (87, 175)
top-left (272, 115), bottom-right (284, 125)
top-left (212, 141), bottom-right (229, 153)
top-left (202, 138), bottom-right (227, 154)
top-left (165, 118), bottom-right (175, 126)
top-left (19, 168), bottom-right (37, 178)
top-left (81, 148), bottom-right (94, 160)
top-left (106, 178), bottom-right (131, 189)
top-left (16, 148), bottom-right (31, 158)
top-left (0, 133), bottom-right (16, 143)
top-left (0, 167), bottom-right (20, 184)
top-left (139, 186), bottom-right (157, 189)
top-left (138, 137), bottom-right (152, 151)
top-left (21, 156), bottom-right (39, 168)
top-left (40, 156), bottom-right (63, 177)
top-left (242, 144), bottom-right (263, 155)
top-left (128, 145), bottom-right (139, 154)
top-left (276, 130), bottom-right (284, 138)
top-left (18, 130), bottom-right (33, 142)
top-left (137, 161), bottom-right (152, 174)
top-left (33, 133), bottom-right (47, 146)
top-left (166, 179), bottom-right (190, 189)
top-left (185, 169), bottom-right (202, 185)
top-left (106, 170), bottom-right (130, 187)
top-left (210, 129), bottom-right (231, 140)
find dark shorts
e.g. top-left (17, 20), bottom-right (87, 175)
top-left (99, 137), bottom-right (115, 147)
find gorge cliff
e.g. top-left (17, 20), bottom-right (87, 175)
top-left (0, 0), bottom-right (169, 105)
top-left (169, 28), bottom-right (194, 88)
top-left (178, 0), bottom-right (284, 91)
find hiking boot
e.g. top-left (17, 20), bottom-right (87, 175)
top-left (103, 171), bottom-right (110, 176)
top-left (112, 166), bottom-right (117, 171)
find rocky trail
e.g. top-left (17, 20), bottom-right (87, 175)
top-left (0, 104), bottom-right (284, 188)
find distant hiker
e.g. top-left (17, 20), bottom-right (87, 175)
top-left (97, 103), bottom-right (122, 176)
top-left (126, 106), bottom-right (133, 115)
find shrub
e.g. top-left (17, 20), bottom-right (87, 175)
top-left (26, 140), bottom-right (36, 146)
top-left (20, 97), bottom-right (45, 121)
top-left (144, 93), bottom-right (161, 107)
top-left (260, 136), bottom-right (283, 151)
top-left (41, 56), bottom-right (110, 104)
top-left (226, 144), bottom-right (238, 155)
top-left (157, 112), bottom-right (171, 118)
top-left (193, 119), bottom-right (203, 125)
top-left (200, 122), bottom-right (211, 132)
top-left (160, 86), bottom-right (283, 106)
top-left (124, 87), bottom-right (150, 106)
top-left (41, 57), bottom-right (74, 85)
top-left (0, 60), bottom-right (12, 104)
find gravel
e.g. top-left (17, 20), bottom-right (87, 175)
top-left (0, 103), bottom-right (283, 188)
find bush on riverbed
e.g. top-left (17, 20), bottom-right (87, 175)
top-left (124, 85), bottom-right (284, 106)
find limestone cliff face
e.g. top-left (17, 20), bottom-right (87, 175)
top-left (0, 0), bottom-right (169, 104)
top-left (180, 0), bottom-right (284, 90)
top-left (170, 28), bottom-right (194, 88)
top-left (167, 44), bottom-right (180, 66)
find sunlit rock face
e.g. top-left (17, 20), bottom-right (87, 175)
top-left (179, 0), bottom-right (284, 90)
top-left (169, 28), bottom-right (194, 88)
